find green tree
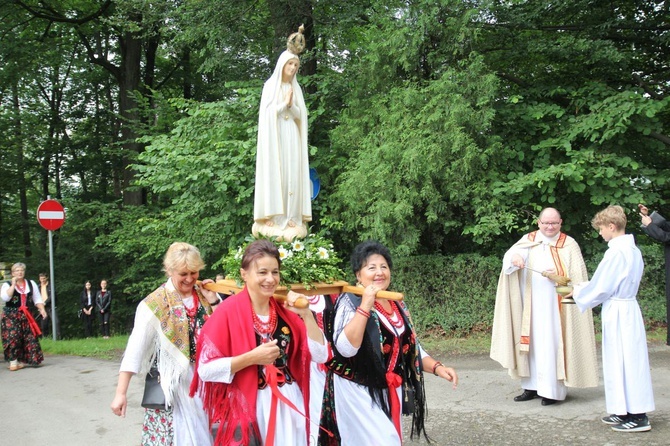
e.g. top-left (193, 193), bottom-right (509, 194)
top-left (326, 0), bottom-right (502, 255)
top-left (469, 0), bottom-right (670, 244)
top-left (324, 0), bottom-right (669, 255)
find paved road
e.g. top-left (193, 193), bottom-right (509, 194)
top-left (2, 343), bottom-right (668, 445)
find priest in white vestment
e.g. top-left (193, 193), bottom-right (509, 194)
top-left (491, 207), bottom-right (598, 405)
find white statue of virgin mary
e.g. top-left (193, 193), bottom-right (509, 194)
top-left (252, 26), bottom-right (312, 241)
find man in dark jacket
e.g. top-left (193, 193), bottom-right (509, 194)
top-left (639, 204), bottom-right (670, 345)
top-left (38, 273), bottom-right (60, 339)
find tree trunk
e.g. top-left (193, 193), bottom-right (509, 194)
top-left (182, 48), bottom-right (192, 100)
top-left (12, 82), bottom-right (31, 258)
top-left (119, 26), bottom-right (145, 206)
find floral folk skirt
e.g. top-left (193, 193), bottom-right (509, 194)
top-left (142, 408), bottom-right (174, 445)
top-left (1, 309), bottom-right (44, 365)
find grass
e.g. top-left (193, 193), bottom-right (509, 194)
top-left (40, 326), bottom-right (668, 361)
top-left (41, 335), bottom-right (129, 361)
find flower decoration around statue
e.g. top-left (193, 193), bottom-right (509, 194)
top-left (220, 232), bottom-right (346, 289)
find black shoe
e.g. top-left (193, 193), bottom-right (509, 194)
top-left (514, 390), bottom-right (538, 402)
top-left (611, 415), bottom-right (651, 432)
top-left (541, 398), bottom-right (557, 406)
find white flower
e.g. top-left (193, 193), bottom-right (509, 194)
top-left (278, 247), bottom-right (293, 260)
top-left (317, 247), bottom-right (330, 259)
top-left (292, 240), bottom-right (305, 252)
top-left (234, 247), bottom-right (243, 260)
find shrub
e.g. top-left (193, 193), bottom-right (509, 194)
top-left (392, 254), bottom-right (500, 337)
top-left (393, 248), bottom-right (667, 337)
top-left (636, 243), bottom-right (667, 329)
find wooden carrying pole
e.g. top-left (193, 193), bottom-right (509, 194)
top-left (199, 279), bottom-right (403, 309)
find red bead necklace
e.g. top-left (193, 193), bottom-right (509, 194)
top-left (374, 301), bottom-right (403, 328)
top-left (184, 291), bottom-right (199, 319)
top-left (252, 299), bottom-right (278, 335)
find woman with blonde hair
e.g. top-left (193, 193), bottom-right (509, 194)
top-left (111, 242), bottom-right (221, 445)
top-left (1, 263), bottom-right (46, 371)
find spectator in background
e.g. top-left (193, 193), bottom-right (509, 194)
top-left (80, 281), bottom-right (96, 337)
top-left (639, 203), bottom-right (670, 346)
top-left (214, 273), bottom-right (230, 303)
top-left (96, 279), bottom-right (112, 339)
top-left (36, 273), bottom-right (50, 335)
top-left (37, 273), bottom-right (60, 338)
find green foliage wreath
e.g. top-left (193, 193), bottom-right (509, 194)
top-left (220, 233), bottom-right (346, 288)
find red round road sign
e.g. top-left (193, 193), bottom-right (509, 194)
top-left (37, 199), bottom-right (65, 231)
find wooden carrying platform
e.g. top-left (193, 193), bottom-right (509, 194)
top-left (201, 279), bottom-right (403, 309)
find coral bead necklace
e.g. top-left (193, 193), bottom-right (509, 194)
top-left (252, 299), bottom-right (278, 336)
top-left (374, 301), bottom-right (403, 328)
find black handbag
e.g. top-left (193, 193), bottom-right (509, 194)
top-left (141, 366), bottom-right (168, 410)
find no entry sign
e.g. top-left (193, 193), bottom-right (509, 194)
top-left (37, 199), bottom-right (65, 231)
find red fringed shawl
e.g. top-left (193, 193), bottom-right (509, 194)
top-left (190, 287), bottom-right (311, 445)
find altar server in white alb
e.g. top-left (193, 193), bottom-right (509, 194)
top-left (573, 205), bottom-right (655, 433)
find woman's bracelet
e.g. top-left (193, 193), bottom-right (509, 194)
top-left (432, 361), bottom-right (444, 376)
top-left (356, 307), bottom-right (371, 318)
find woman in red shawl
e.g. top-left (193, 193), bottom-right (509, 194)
top-left (191, 239), bottom-right (327, 446)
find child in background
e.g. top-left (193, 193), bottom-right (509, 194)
top-left (573, 205), bottom-right (655, 432)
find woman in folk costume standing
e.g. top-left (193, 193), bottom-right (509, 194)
top-left (1, 263), bottom-right (46, 371)
top-left (111, 242), bottom-right (220, 445)
top-left (252, 25), bottom-right (312, 242)
top-left (319, 241), bottom-right (458, 446)
top-left (191, 239), bottom-right (328, 446)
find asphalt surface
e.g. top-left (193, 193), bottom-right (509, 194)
top-left (2, 343), bottom-right (668, 445)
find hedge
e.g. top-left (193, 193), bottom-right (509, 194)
top-left (392, 244), bottom-right (667, 337)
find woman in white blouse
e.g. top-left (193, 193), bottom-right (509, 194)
top-left (110, 242), bottom-right (220, 445)
top-left (191, 239), bottom-right (327, 446)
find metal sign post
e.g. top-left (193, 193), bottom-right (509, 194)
top-left (37, 197), bottom-right (65, 341)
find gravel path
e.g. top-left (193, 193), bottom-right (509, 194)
top-left (3, 343), bottom-right (668, 445)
